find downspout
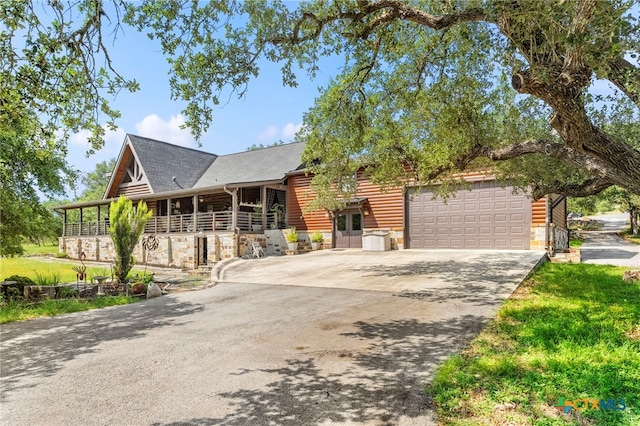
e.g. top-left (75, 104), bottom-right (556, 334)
top-left (224, 185), bottom-right (240, 257)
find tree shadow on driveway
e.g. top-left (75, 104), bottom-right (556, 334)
top-left (0, 296), bottom-right (203, 401)
top-left (358, 256), bottom-right (535, 305)
top-left (150, 314), bottom-right (485, 426)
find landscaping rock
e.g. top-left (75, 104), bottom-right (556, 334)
top-left (623, 270), bottom-right (640, 282)
top-left (146, 282), bottom-right (162, 299)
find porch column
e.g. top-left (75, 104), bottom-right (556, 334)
top-left (62, 210), bottom-right (67, 237)
top-left (261, 186), bottom-right (267, 230)
top-left (193, 195), bottom-right (198, 232)
top-left (78, 208), bottom-right (83, 236)
top-left (167, 199), bottom-right (171, 234)
top-left (96, 206), bottom-right (101, 235)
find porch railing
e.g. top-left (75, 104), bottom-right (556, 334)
top-left (62, 210), bottom-right (286, 236)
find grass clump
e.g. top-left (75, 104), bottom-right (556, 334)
top-left (430, 263), bottom-right (640, 425)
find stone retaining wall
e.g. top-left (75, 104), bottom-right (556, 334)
top-left (59, 232), bottom-right (237, 268)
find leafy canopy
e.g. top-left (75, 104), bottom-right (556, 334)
top-left (124, 0), bottom-right (640, 201)
top-left (2, 1), bottom-right (639, 226)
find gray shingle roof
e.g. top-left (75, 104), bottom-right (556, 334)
top-left (128, 135), bottom-right (218, 193)
top-left (194, 142), bottom-right (306, 188)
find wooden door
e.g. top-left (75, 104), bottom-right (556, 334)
top-left (334, 211), bottom-right (363, 248)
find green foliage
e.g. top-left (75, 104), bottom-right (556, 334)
top-left (108, 196), bottom-right (152, 283)
top-left (430, 263), bottom-right (640, 425)
top-left (310, 231), bottom-right (323, 243)
top-left (33, 271), bottom-right (61, 287)
top-left (127, 272), bottom-right (154, 285)
top-left (286, 227), bottom-right (299, 243)
top-left (247, 141), bottom-right (285, 151)
top-left (124, 0), bottom-right (640, 200)
top-left (2, 275), bottom-right (36, 292)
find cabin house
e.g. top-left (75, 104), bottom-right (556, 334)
top-left (55, 135), bottom-right (567, 268)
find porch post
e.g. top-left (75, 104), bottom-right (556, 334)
top-left (96, 205), bottom-right (100, 235)
top-left (193, 195), bottom-right (198, 232)
top-left (261, 186), bottom-right (267, 230)
top-left (62, 210), bottom-right (67, 237)
top-left (167, 198), bottom-right (171, 234)
top-left (78, 208), bottom-right (83, 236)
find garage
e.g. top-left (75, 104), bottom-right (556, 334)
top-left (406, 181), bottom-right (532, 249)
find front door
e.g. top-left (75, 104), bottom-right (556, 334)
top-left (335, 211), bottom-right (363, 248)
top-left (197, 237), bottom-right (208, 266)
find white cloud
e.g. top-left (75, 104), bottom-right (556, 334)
top-left (135, 113), bottom-right (196, 147)
top-left (258, 125), bottom-right (279, 143)
top-left (258, 122), bottom-right (303, 143)
top-left (282, 122), bottom-right (303, 140)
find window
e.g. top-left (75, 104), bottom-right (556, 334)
top-left (352, 213), bottom-right (362, 231)
top-left (337, 214), bottom-right (347, 231)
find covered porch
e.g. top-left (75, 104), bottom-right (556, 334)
top-left (57, 185), bottom-right (288, 237)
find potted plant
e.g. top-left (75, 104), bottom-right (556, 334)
top-left (252, 206), bottom-right (263, 232)
top-left (286, 227), bottom-right (298, 251)
top-left (310, 231), bottom-right (323, 250)
top-left (269, 203), bottom-right (285, 228)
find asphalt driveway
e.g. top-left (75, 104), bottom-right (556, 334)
top-left (579, 213), bottom-right (640, 267)
top-left (1, 249), bottom-right (544, 425)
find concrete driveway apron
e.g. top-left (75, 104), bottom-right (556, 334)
top-left (221, 249), bottom-right (545, 297)
top-left (2, 249), bottom-right (544, 426)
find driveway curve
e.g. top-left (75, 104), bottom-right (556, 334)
top-left (579, 213), bottom-right (640, 267)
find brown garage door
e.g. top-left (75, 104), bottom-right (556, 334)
top-left (407, 181), bottom-right (532, 249)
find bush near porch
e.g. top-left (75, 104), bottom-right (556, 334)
top-left (430, 263), bottom-right (640, 425)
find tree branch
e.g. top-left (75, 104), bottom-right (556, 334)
top-left (560, 0), bottom-right (597, 87)
top-left (271, 1), bottom-right (486, 44)
top-left (530, 178), bottom-right (612, 199)
top-left (606, 57), bottom-right (640, 106)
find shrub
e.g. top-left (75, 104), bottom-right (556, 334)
top-left (286, 227), bottom-right (299, 243)
top-left (2, 275), bottom-right (36, 301)
top-left (3, 275), bottom-right (36, 287)
top-left (310, 231), bottom-right (323, 243)
top-left (33, 271), bottom-right (61, 286)
top-left (54, 252), bottom-right (68, 258)
top-left (108, 196), bottom-right (152, 284)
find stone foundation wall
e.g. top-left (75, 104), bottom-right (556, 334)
top-left (59, 232), bottom-right (236, 267)
top-left (530, 224), bottom-right (547, 251)
top-left (238, 233), bottom-right (268, 257)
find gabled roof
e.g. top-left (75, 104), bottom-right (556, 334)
top-left (194, 142), bottom-right (306, 188)
top-left (127, 135), bottom-right (218, 193)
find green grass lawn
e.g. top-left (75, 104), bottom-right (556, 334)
top-left (0, 296), bottom-right (141, 323)
top-left (621, 230), bottom-right (640, 245)
top-left (0, 257), bottom-right (145, 283)
top-left (569, 239), bottom-right (584, 249)
top-left (0, 257), bottom-right (110, 282)
top-left (430, 263), bottom-right (640, 425)
top-left (21, 243), bottom-right (60, 256)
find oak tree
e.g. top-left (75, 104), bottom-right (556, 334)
top-left (127, 0), bottom-right (640, 200)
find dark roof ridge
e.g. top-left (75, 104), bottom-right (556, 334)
top-left (217, 141), bottom-right (305, 158)
top-left (128, 134), bottom-right (218, 157)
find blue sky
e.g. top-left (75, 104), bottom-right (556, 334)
top-left (66, 21), bottom-right (341, 194)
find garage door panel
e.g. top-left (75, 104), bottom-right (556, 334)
top-left (407, 183), bottom-right (531, 249)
